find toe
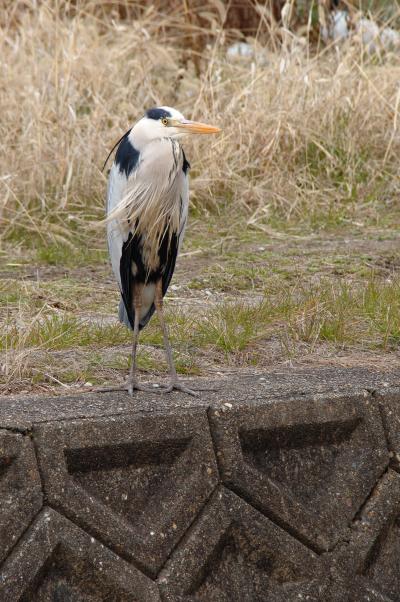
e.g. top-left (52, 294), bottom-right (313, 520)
top-left (171, 381), bottom-right (199, 397)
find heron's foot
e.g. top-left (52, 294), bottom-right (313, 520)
top-left (90, 379), bottom-right (202, 397)
top-left (91, 380), bottom-right (155, 395)
top-left (127, 380), bottom-right (162, 396)
top-left (163, 379), bottom-right (199, 397)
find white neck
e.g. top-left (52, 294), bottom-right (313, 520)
top-left (128, 118), bottom-right (168, 151)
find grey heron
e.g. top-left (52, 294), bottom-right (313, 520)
top-left (105, 106), bottom-right (220, 396)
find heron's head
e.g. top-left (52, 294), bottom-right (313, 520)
top-left (131, 106), bottom-right (220, 147)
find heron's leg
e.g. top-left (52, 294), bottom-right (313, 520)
top-left (126, 288), bottom-right (141, 394)
top-left (154, 279), bottom-right (198, 397)
top-left (91, 287), bottom-right (151, 395)
top-left (126, 284), bottom-right (155, 396)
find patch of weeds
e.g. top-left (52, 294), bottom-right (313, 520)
top-left (174, 353), bottom-right (202, 375)
top-left (0, 277), bottom-right (117, 317)
top-left (40, 279), bottom-right (116, 313)
top-left (140, 322), bottom-right (164, 346)
top-left (141, 309), bottom-right (195, 347)
top-left (195, 300), bottom-right (272, 353)
top-left (187, 274), bottom-right (400, 355)
top-left (304, 135), bottom-right (370, 189)
top-left (362, 278), bottom-right (400, 350)
top-left (0, 282), bottom-right (23, 305)
top-left (63, 359), bottom-right (106, 385)
top-left (36, 243), bottom-right (108, 267)
top-left (136, 350), bottom-right (164, 373)
top-left (286, 275), bottom-right (400, 349)
top-left (306, 203), bottom-right (355, 231)
top-left (188, 263), bottom-right (273, 293)
top-left (113, 345), bottom-right (200, 376)
top-left (1, 314), bottom-right (131, 352)
top-left (107, 353), bottom-right (130, 371)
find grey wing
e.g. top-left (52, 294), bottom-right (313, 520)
top-left (106, 163), bottom-right (130, 290)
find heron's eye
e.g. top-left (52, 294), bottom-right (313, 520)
top-left (161, 118), bottom-right (169, 126)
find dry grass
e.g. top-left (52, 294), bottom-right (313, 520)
top-left (1, 2), bottom-right (400, 240)
top-left (1, 1), bottom-right (400, 393)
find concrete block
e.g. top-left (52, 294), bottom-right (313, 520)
top-left (0, 507), bottom-right (160, 601)
top-left (159, 487), bottom-right (328, 601)
top-left (209, 391), bottom-right (388, 551)
top-left (0, 430), bottom-right (42, 564)
top-left (33, 410), bottom-right (218, 577)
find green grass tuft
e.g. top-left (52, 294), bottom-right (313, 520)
top-left (1, 315), bottom-right (131, 352)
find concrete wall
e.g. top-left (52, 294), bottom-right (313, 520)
top-left (0, 367), bottom-right (400, 601)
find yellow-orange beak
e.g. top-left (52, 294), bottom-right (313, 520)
top-left (171, 119), bottom-right (221, 134)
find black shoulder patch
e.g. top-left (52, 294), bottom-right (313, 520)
top-left (182, 149), bottom-right (190, 175)
top-left (146, 107), bottom-right (172, 121)
top-left (115, 133), bottom-right (140, 177)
